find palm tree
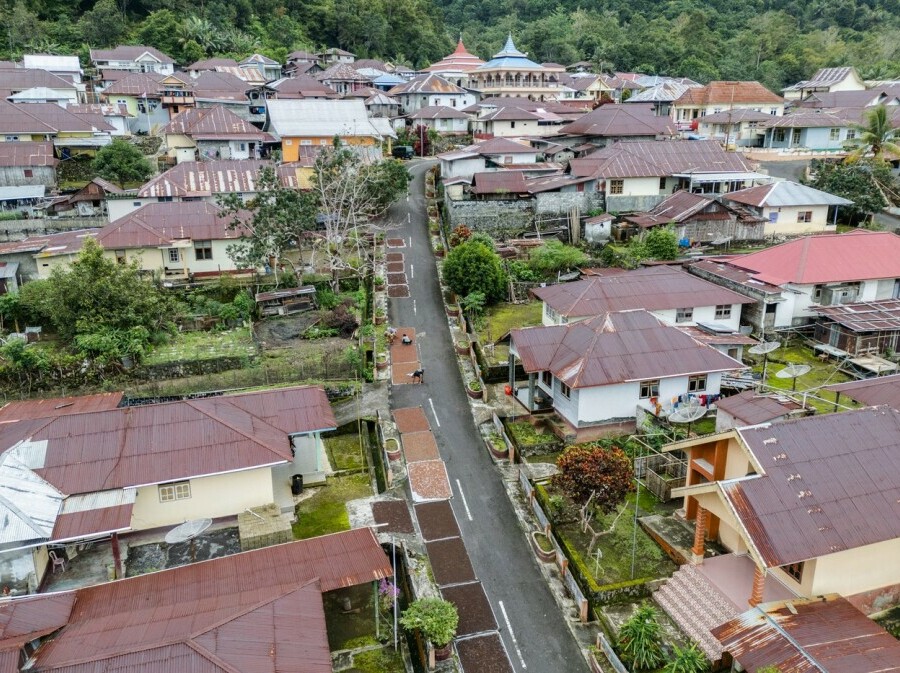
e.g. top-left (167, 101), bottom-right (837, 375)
top-left (846, 105), bottom-right (900, 162)
top-left (617, 604), bottom-right (665, 671)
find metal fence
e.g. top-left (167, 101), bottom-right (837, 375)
top-left (597, 633), bottom-right (630, 673)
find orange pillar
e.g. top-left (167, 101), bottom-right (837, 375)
top-left (749, 565), bottom-right (766, 607)
top-left (691, 506), bottom-right (708, 564)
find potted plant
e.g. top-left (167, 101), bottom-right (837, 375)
top-left (373, 275), bottom-right (386, 291)
top-left (374, 307), bottom-right (386, 325)
top-left (434, 242), bottom-right (444, 258)
top-left (400, 597), bottom-right (458, 661)
top-left (376, 352), bottom-right (388, 371)
top-left (484, 432), bottom-right (508, 459)
top-left (384, 437), bottom-right (402, 461)
top-left (531, 530), bottom-right (556, 562)
top-left (446, 303), bottom-right (459, 317)
top-left (455, 338), bottom-right (469, 355)
top-left (466, 379), bottom-right (483, 399)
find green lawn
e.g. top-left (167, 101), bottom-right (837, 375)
top-left (293, 473), bottom-right (372, 539)
top-left (144, 328), bottom-right (256, 365)
top-left (476, 301), bottom-right (543, 365)
top-left (751, 341), bottom-right (854, 413)
top-left (324, 432), bottom-right (366, 471)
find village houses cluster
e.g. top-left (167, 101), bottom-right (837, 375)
top-left (0, 33), bottom-right (898, 673)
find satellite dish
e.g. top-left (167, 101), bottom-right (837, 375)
top-left (165, 518), bottom-right (212, 563)
top-left (748, 341), bottom-right (781, 355)
top-left (776, 363), bottom-right (811, 390)
top-left (668, 404), bottom-right (707, 436)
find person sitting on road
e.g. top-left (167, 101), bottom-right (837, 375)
top-left (401, 333), bottom-right (412, 345)
top-left (386, 326), bottom-right (397, 343)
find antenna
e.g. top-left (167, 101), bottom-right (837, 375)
top-left (164, 518), bottom-right (212, 563)
top-left (748, 340), bottom-right (781, 387)
top-left (775, 363), bottom-right (811, 391)
top-left (668, 404), bottom-right (707, 435)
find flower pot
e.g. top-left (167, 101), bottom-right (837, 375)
top-left (455, 341), bottom-right (469, 355)
top-left (466, 385), bottom-right (483, 400)
top-left (531, 531), bottom-right (556, 562)
top-left (433, 643), bottom-right (452, 661)
top-left (375, 314), bottom-right (386, 325)
top-left (434, 249), bottom-right (444, 258)
top-left (376, 357), bottom-right (388, 371)
top-left (385, 438), bottom-right (401, 461)
top-left (485, 437), bottom-right (508, 459)
top-left (446, 305), bottom-right (459, 317)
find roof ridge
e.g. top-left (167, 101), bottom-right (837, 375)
top-left (184, 397), bottom-right (291, 462)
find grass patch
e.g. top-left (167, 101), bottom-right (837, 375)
top-left (751, 341), bottom-right (854, 413)
top-left (476, 301), bottom-right (543, 365)
top-left (525, 451), bottom-right (562, 465)
top-left (507, 420), bottom-right (557, 447)
top-left (293, 473), bottom-right (372, 539)
top-left (144, 328), bottom-right (256, 365)
top-left (324, 431), bottom-right (366, 471)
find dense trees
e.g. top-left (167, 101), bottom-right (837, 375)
top-left (552, 444), bottom-right (634, 510)
top-left (2, 1), bottom-right (898, 85)
top-left (92, 139), bottom-right (153, 187)
top-left (441, 240), bottom-right (508, 304)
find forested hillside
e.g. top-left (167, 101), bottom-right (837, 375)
top-left (3, 0), bottom-right (900, 89)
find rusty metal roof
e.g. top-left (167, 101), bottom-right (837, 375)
top-left (728, 406), bottom-right (900, 566)
top-left (388, 73), bottom-right (467, 95)
top-left (0, 142), bottom-right (57, 168)
top-left (688, 258), bottom-right (784, 296)
top-left (571, 139), bottom-right (752, 179)
top-left (532, 265), bottom-right (754, 318)
top-left (137, 159), bottom-right (297, 198)
top-left (90, 45), bottom-right (175, 64)
top-left (675, 80), bottom-right (783, 106)
top-left (0, 593), bottom-right (74, 650)
top-left (511, 309), bottom-right (743, 388)
top-left (563, 103), bottom-right (676, 137)
top-left (471, 171), bottom-right (528, 195)
top-left (50, 502), bottom-right (133, 542)
top-left (99, 201), bottom-right (242, 249)
top-left (712, 596), bottom-right (900, 673)
top-left (16, 529), bottom-right (388, 673)
top-left (0, 387), bottom-right (334, 495)
top-left (163, 105), bottom-right (265, 140)
top-left (813, 299), bottom-right (900, 332)
top-left (824, 374), bottom-right (900, 409)
top-left (0, 392), bottom-right (123, 422)
top-left (714, 390), bottom-right (801, 426)
top-left (0, 228), bottom-right (99, 258)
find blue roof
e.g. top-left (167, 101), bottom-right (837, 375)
top-left (373, 74), bottom-right (406, 86)
top-left (478, 34), bottom-right (544, 71)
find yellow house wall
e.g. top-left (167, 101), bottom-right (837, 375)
top-left (763, 205), bottom-right (831, 235)
top-left (808, 537), bottom-right (900, 597)
top-left (164, 133), bottom-right (196, 151)
top-left (692, 491), bottom-right (749, 554)
top-left (770, 559), bottom-right (817, 597)
top-left (129, 467), bottom-right (277, 530)
top-left (35, 253), bottom-right (80, 279)
top-left (281, 136), bottom-right (376, 162)
top-left (723, 437), bottom-right (755, 480)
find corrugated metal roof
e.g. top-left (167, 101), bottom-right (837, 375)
top-left (570, 139), bottom-right (752, 179)
top-left (471, 171), bottom-right (528, 194)
top-left (562, 104), bottom-right (676, 137)
top-left (712, 596), bottom-right (900, 673)
top-left (388, 73), bottom-right (467, 95)
top-left (266, 99), bottom-right (383, 138)
top-left (90, 46), bottom-right (175, 64)
top-left (726, 181), bottom-right (852, 208)
top-left (532, 265), bottom-right (754, 318)
top-left (814, 298), bottom-right (900, 332)
top-left (0, 442), bottom-right (63, 547)
top-left (0, 393), bottom-right (123, 422)
top-left (2, 530), bottom-right (385, 672)
top-left (267, 75), bottom-right (337, 98)
top-left (163, 105), bottom-right (264, 140)
top-left (137, 160), bottom-right (296, 198)
top-left (824, 373), bottom-right (900, 409)
top-left (675, 80), bottom-right (783, 106)
top-left (714, 391), bottom-right (801, 426)
top-left (511, 309), bottom-right (744, 388)
top-left (0, 229), bottom-right (98, 257)
top-left (727, 230), bottom-right (900, 286)
top-left (51, 502), bottom-right (133, 541)
top-left (409, 105), bottom-right (469, 120)
top-left (784, 66), bottom-right (858, 91)
top-left (99, 201), bottom-right (242, 249)
top-left (0, 185), bottom-right (44, 200)
top-left (0, 141), bottom-right (56, 168)
top-left (728, 406), bottom-right (900, 566)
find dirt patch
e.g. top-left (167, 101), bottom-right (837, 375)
top-left (254, 313), bottom-right (322, 347)
top-left (456, 634), bottom-right (514, 673)
top-left (393, 407), bottom-right (430, 433)
top-left (125, 528), bottom-right (241, 577)
top-left (415, 501), bottom-right (460, 541)
top-left (386, 238), bottom-right (406, 248)
top-left (372, 500), bottom-right (414, 534)
top-left (441, 582), bottom-right (497, 636)
top-left (426, 538), bottom-right (476, 586)
top-left (386, 262), bottom-right (405, 273)
top-left (387, 273), bottom-right (407, 285)
top-left (402, 431), bottom-right (440, 463)
top-left (388, 286), bottom-right (410, 298)
top-left (386, 252), bottom-right (404, 262)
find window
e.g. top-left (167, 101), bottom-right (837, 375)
top-left (773, 128), bottom-right (786, 142)
top-left (23, 169), bottom-right (33, 178)
top-left (783, 561), bottom-right (804, 583)
top-left (194, 240), bottom-right (213, 260)
top-left (675, 307), bottom-right (693, 323)
top-left (688, 375), bottom-right (707, 392)
top-left (714, 304), bottom-right (732, 319)
top-left (639, 380), bottom-right (660, 399)
top-left (541, 370), bottom-right (552, 387)
top-left (769, 108), bottom-right (778, 115)
top-left (813, 284), bottom-right (824, 300)
top-left (168, 248), bottom-right (180, 263)
top-left (829, 127), bottom-right (840, 141)
top-left (659, 177), bottom-right (667, 190)
top-left (158, 481), bottom-right (191, 502)
top-left (285, 139), bottom-right (293, 145)
top-left (133, 201), bottom-right (142, 207)
top-left (114, 250), bottom-right (126, 264)
top-left (559, 382), bottom-right (571, 399)
top-left (846, 128), bottom-right (856, 140)
top-left (239, 143), bottom-right (246, 151)
top-left (510, 121), bottom-right (516, 128)
top-left (797, 211), bottom-right (813, 223)
top-left (609, 179), bottom-right (624, 195)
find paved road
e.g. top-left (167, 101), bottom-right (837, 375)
top-left (387, 161), bottom-right (589, 672)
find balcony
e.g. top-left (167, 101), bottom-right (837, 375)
top-left (161, 96), bottom-right (194, 105)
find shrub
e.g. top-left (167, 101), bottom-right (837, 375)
top-left (644, 226), bottom-right (679, 260)
top-left (442, 240), bottom-right (508, 304)
top-left (399, 598), bottom-right (458, 647)
top-left (552, 444), bottom-right (634, 509)
top-left (617, 604), bottom-right (665, 670)
top-left (663, 642), bottom-right (710, 673)
top-left (528, 240), bottom-right (589, 276)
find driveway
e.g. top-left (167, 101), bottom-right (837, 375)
top-left (386, 160), bottom-right (589, 671)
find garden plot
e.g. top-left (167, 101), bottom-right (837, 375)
top-left (143, 328), bottom-right (257, 365)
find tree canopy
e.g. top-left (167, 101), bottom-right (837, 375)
top-left (552, 444), bottom-right (634, 510)
top-left (91, 139), bottom-right (153, 188)
top-left (441, 240), bottom-right (508, 304)
top-left (806, 159), bottom-right (896, 224)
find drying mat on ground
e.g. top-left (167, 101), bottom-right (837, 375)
top-left (456, 634), bottom-right (514, 673)
top-left (386, 262), bottom-right (405, 273)
top-left (401, 431), bottom-right (440, 463)
top-left (390, 343), bottom-right (419, 364)
top-left (386, 238), bottom-right (406, 248)
top-left (388, 285), bottom-right (410, 298)
top-left (392, 406), bottom-right (430, 434)
top-left (387, 272), bottom-right (408, 285)
top-left (441, 582), bottom-right (498, 636)
top-left (408, 460), bottom-right (452, 502)
top-left (372, 500), bottom-right (414, 534)
top-left (386, 252), bottom-right (404, 262)
top-left (426, 538), bottom-right (476, 586)
top-left (391, 361), bottom-right (420, 385)
top-left (414, 500), bottom-right (460, 542)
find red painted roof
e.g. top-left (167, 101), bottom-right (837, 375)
top-left (50, 503), bottom-right (133, 541)
top-left (728, 230), bottom-right (900, 285)
top-left (3, 529), bottom-right (390, 673)
top-left (99, 201), bottom-right (243, 248)
top-left (163, 105), bottom-right (265, 140)
top-left (424, 39), bottom-right (485, 72)
top-left (0, 593), bottom-right (75, 650)
top-left (0, 392), bottom-right (123, 422)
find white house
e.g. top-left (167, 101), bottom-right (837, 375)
top-left (22, 54), bottom-right (83, 85)
top-left (532, 266), bottom-right (755, 358)
top-left (438, 137), bottom-right (538, 180)
top-left (0, 386), bottom-right (336, 593)
top-left (689, 230), bottom-right (900, 332)
top-left (408, 105), bottom-right (469, 134)
top-left (387, 73), bottom-right (475, 114)
top-left (162, 105), bottom-right (266, 164)
top-left (782, 66), bottom-right (866, 101)
top-left (671, 80), bottom-right (784, 131)
top-left (509, 310), bottom-right (744, 437)
top-left (89, 46), bottom-right (175, 75)
top-left (724, 180), bottom-right (853, 236)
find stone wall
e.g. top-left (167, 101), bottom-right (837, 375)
top-left (238, 503), bottom-right (294, 551)
top-left (606, 194), bottom-right (665, 213)
top-left (446, 198), bottom-right (534, 237)
top-left (0, 217), bottom-right (106, 243)
top-left (534, 191), bottom-right (602, 216)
